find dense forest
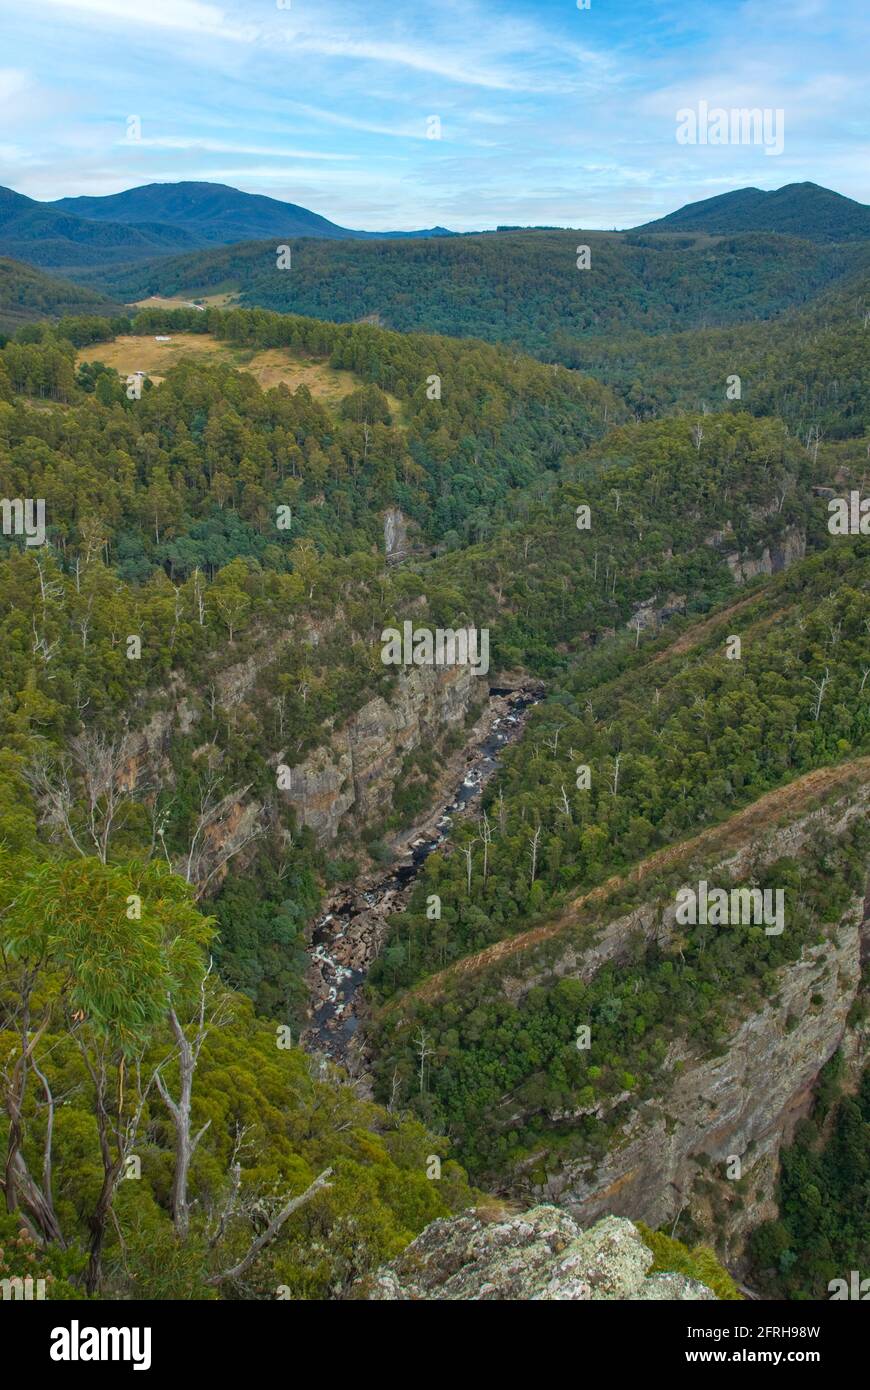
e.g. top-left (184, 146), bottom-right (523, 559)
top-left (82, 230), bottom-right (870, 358)
top-left (1, 244), bottom-right (867, 1301)
top-left (750, 1057), bottom-right (870, 1299)
top-left (0, 258), bottom-right (123, 335)
top-left (555, 265), bottom-right (870, 439)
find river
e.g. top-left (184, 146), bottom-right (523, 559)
top-left (303, 685), bottom-right (542, 1065)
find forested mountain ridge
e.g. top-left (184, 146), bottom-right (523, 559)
top-left (554, 263), bottom-right (870, 437)
top-left (78, 229), bottom-right (869, 358)
top-left (0, 258), bottom-right (124, 334)
top-left (50, 181), bottom-right (454, 245)
top-left (0, 184), bottom-right (206, 272)
top-left (1, 307), bottom-right (619, 567)
top-left (636, 182), bottom-right (870, 242)
top-left (0, 181), bottom-right (456, 277)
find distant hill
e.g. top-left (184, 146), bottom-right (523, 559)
top-left (0, 185), bottom-right (204, 272)
top-left (0, 181), bottom-right (454, 275)
top-left (51, 181), bottom-right (453, 246)
top-left (81, 226), bottom-right (869, 356)
top-left (0, 256), bottom-right (124, 333)
top-left (635, 182), bottom-right (870, 242)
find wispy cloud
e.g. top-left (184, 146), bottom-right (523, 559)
top-left (0, 0), bottom-right (866, 228)
top-left (121, 136), bottom-right (357, 161)
top-left (37, 0), bottom-right (257, 41)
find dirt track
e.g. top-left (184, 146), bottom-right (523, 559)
top-left (391, 755), bottom-right (870, 1008)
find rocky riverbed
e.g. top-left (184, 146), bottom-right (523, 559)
top-left (303, 685), bottom-right (541, 1065)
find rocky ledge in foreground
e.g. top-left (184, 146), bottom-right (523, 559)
top-left (352, 1205), bottom-right (719, 1301)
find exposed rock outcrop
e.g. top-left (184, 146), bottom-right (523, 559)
top-left (354, 1206), bottom-right (717, 1300)
top-left (278, 664), bottom-right (479, 843)
top-left (505, 788), bottom-right (869, 1268)
top-left (383, 506), bottom-right (413, 562)
top-left (725, 525), bottom-right (806, 584)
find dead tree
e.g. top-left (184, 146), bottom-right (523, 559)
top-left (153, 963), bottom-right (227, 1238)
top-left (806, 667), bottom-right (830, 722)
top-left (414, 1028), bottom-right (434, 1096)
top-left (459, 838), bottom-right (478, 897)
top-left (205, 1167), bottom-right (333, 1289)
top-left (479, 809), bottom-right (493, 885)
top-left (26, 730), bottom-right (140, 864)
top-left (528, 825), bottom-right (542, 886)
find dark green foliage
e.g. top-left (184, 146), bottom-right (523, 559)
top-left (637, 182), bottom-right (870, 242)
top-left (749, 1063), bottom-right (870, 1299)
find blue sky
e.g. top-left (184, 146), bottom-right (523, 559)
top-left (0, 0), bottom-right (867, 230)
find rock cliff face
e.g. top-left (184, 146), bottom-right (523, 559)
top-left (383, 506), bottom-right (413, 562)
top-left (725, 525), bottom-right (806, 583)
top-left (354, 1206), bottom-right (717, 1300)
top-left (507, 791), bottom-right (869, 1268)
top-left (278, 664), bottom-right (479, 843)
top-left (537, 903), bottom-right (863, 1259)
top-left (111, 647), bottom-right (481, 886)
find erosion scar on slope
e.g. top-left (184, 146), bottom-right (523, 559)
top-left (389, 755), bottom-right (870, 1009)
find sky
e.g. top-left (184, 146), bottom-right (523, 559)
top-left (0, 0), bottom-right (867, 231)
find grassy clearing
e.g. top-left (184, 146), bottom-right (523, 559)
top-left (78, 333), bottom-right (404, 418)
top-left (132, 292), bottom-right (238, 310)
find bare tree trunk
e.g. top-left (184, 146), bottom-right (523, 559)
top-left (206, 1169), bottom-right (332, 1288)
top-left (154, 974), bottom-right (217, 1238)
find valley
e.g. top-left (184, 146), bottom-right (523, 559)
top-left (1, 163), bottom-right (868, 1311)
top-left (305, 685), bottom-right (539, 1063)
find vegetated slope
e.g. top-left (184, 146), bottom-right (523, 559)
top-left (416, 408), bottom-right (821, 673)
top-left (636, 182), bottom-right (870, 242)
top-left (364, 549), bottom-right (868, 1222)
top-left (367, 540), bottom-right (869, 1006)
top-left (0, 306), bottom-right (618, 566)
top-left (554, 263), bottom-right (870, 439)
top-left (51, 181), bottom-right (454, 246)
top-left (399, 755), bottom-right (870, 1009)
top-left (0, 184), bottom-right (205, 271)
top-left (80, 229), bottom-right (869, 354)
top-left (0, 307), bottom-right (617, 1018)
top-left (0, 256), bottom-right (124, 333)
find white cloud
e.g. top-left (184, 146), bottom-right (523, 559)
top-left (123, 136), bottom-right (357, 161)
top-left (33, 0), bottom-right (257, 41)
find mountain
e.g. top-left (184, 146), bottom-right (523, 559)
top-left (635, 181), bottom-right (870, 242)
top-left (0, 181), bottom-right (455, 276)
top-left (0, 184), bottom-right (203, 271)
top-left (51, 180), bottom-right (453, 245)
top-left (0, 256), bottom-right (124, 333)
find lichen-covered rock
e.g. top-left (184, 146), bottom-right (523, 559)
top-left (353, 1207), bottom-right (717, 1301)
